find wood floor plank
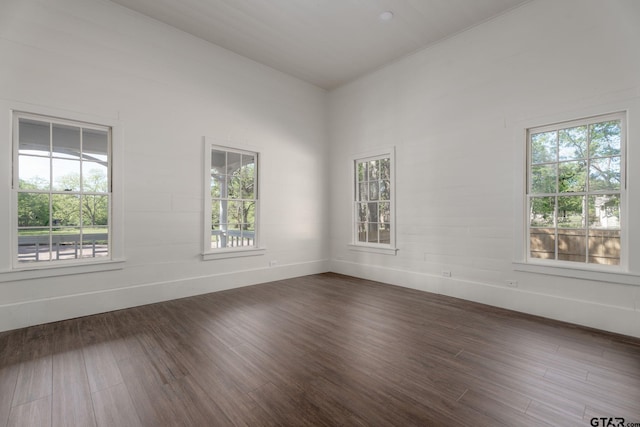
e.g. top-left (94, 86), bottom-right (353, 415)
top-left (249, 382), bottom-right (339, 427)
top-left (7, 396), bottom-right (51, 427)
top-left (51, 320), bottom-right (96, 427)
top-left (0, 329), bottom-right (24, 427)
top-left (2, 273), bottom-right (640, 426)
top-left (91, 383), bottom-right (141, 427)
top-left (78, 316), bottom-right (123, 394)
top-left (12, 325), bottom-right (53, 408)
top-left (0, 364), bottom-right (20, 427)
top-left (117, 356), bottom-right (182, 426)
top-left (525, 400), bottom-right (585, 427)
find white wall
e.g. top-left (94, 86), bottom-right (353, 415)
top-left (329, 0), bottom-right (640, 337)
top-left (1, 0), bottom-right (639, 338)
top-left (0, 0), bottom-right (329, 331)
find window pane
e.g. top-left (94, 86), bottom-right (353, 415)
top-left (228, 172), bottom-right (241, 199)
top-left (379, 223), bottom-right (391, 244)
top-left (18, 228), bottom-right (50, 263)
top-left (558, 229), bottom-right (586, 262)
top-left (211, 227), bottom-right (221, 249)
top-left (380, 158), bottom-right (390, 180)
top-left (18, 193), bottom-right (50, 227)
top-left (379, 203), bottom-right (390, 224)
top-left (369, 181), bottom-right (379, 201)
top-left (589, 157), bottom-right (620, 191)
top-left (530, 164), bottom-right (556, 194)
top-left (241, 162), bottom-right (255, 199)
top-left (557, 196), bottom-right (584, 228)
top-left (588, 229), bottom-right (620, 265)
top-left (530, 131), bottom-right (557, 164)
top-left (227, 152), bottom-right (241, 174)
top-left (218, 224), bottom-right (229, 248)
top-left (52, 194), bottom-right (80, 227)
top-left (368, 202), bottom-right (378, 223)
top-left (242, 174), bottom-right (255, 200)
top-left (219, 200), bottom-right (229, 227)
top-left (240, 226), bottom-right (254, 247)
top-left (590, 121), bottom-right (621, 158)
top-left (588, 194), bottom-right (620, 229)
top-left (530, 228), bottom-right (555, 259)
top-left (228, 222), bottom-right (241, 247)
top-left (558, 126), bottom-right (587, 161)
top-left (368, 160), bottom-right (379, 180)
top-left (52, 124), bottom-right (80, 159)
top-left (357, 223), bottom-right (367, 242)
top-left (558, 161), bottom-right (586, 193)
top-left (52, 158), bottom-right (80, 191)
top-left (367, 223), bottom-right (379, 243)
top-left (227, 201), bottom-right (243, 225)
top-left (19, 155), bottom-right (50, 190)
top-left (19, 119), bottom-right (49, 155)
top-left (380, 180), bottom-right (390, 201)
top-left (357, 203), bottom-right (368, 222)
top-left (83, 128), bottom-right (109, 162)
top-left (82, 162), bottom-right (108, 193)
top-left (211, 174), bottom-right (223, 198)
top-left (52, 228), bottom-right (81, 260)
top-left (530, 197), bottom-right (554, 227)
top-left (81, 226), bottom-right (109, 259)
top-left (211, 200), bottom-right (221, 227)
top-left (357, 162), bottom-right (367, 182)
top-left (244, 202), bottom-right (256, 229)
top-left (211, 150), bottom-right (227, 175)
top-left (82, 195), bottom-right (109, 226)
top-left (358, 183), bottom-right (368, 201)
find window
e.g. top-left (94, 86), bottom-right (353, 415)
top-left (352, 149), bottom-right (396, 253)
top-left (12, 113), bottom-right (112, 267)
top-left (527, 112), bottom-right (625, 267)
top-left (204, 141), bottom-right (261, 258)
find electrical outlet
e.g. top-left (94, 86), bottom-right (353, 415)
top-left (442, 271), bottom-right (451, 278)
top-left (506, 280), bottom-right (518, 288)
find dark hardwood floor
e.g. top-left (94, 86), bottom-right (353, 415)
top-left (1, 273), bottom-right (639, 426)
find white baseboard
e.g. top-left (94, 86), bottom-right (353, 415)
top-left (3, 258), bottom-right (637, 339)
top-left (0, 259), bottom-right (329, 332)
top-left (331, 259), bottom-right (640, 339)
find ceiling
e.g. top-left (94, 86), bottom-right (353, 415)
top-left (109, 0), bottom-right (532, 90)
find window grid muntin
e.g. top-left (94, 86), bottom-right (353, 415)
top-left (527, 112), bottom-right (624, 266)
top-left (14, 112), bottom-right (112, 264)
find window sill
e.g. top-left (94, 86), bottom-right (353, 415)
top-left (0, 259), bottom-right (126, 283)
top-left (512, 261), bottom-right (640, 286)
top-left (348, 244), bottom-right (398, 256)
top-left (202, 248), bottom-right (266, 261)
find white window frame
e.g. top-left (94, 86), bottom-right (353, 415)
top-left (513, 105), bottom-right (640, 286)
top-left (0, 103), bottom-right (124, 282)
top-left (349, 147), bottom-right (397, 256)
top-left (202, 138), bottom-right (264, 261)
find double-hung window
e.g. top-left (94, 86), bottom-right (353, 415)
top-left (13, 112), bottom-right (112, 266)
top-left (527, 112), bottom-right (625, 266)
top-left (203, 140), bottom-right (262, 259)
top-left (352, 149), bottom-right (396, 254)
